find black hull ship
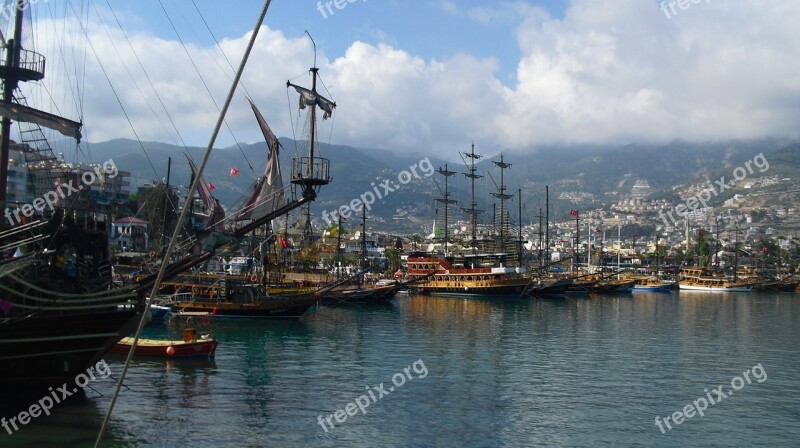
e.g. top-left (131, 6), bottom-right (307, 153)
top-left (0, 5), bottom-right (142, 394)
top-left (160, 273), bottom-right (317, 319)
top-left (318, 283), bottom-right (399, 305)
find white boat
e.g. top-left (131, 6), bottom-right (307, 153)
top-left (679, 267), bottom-right (754, 292)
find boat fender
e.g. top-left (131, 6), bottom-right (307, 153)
top-left (166, 346), bottom-right (175, 356)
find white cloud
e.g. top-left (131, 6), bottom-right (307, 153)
top-left (21, 0), bottom-right (800, 156)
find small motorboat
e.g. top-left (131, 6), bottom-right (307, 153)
top-left (111, 329), bottom-right (218, 358)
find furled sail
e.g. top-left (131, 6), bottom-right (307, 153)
top-left (286, 82), bottom-right (336, 119)
top-left (236, 100), bottom-right (285, 221)
top-left (0, 102), bottom-right (82, 141)
top-left (186, 155), bottom-right (225, 230)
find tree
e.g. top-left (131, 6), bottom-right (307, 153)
top-left (384, 249), bottom-right (401, 275)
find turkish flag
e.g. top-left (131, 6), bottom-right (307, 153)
top-left (230, 168), bottom-right (240, 176)
top-left (208, 183), bottom-right (215, 191)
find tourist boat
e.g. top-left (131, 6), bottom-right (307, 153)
top-left (407, 254), bottom-right (530, 299)
top-left (679, 267), bottom-right (754, 292)
top-left (406, 148), bottom-right (528, 299)
top-left (111, 329), bottom-right (217, 359)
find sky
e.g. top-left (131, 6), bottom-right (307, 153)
top-left (6, 0), bottom-right (800, 159)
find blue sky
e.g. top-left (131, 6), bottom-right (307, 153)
top-left (10, 0), bottom-right (800, 156)
top-left (109, 0), bottom-right (567, 88)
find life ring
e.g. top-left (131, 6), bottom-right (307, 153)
top-left (202, 315), bottom-right (211, 325)
top-left (250, 274), bottom-right (258, 282)
top-left (149, 251), bottom-right (156, 258)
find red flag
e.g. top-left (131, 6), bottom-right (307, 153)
top-left (279, 236), bottom-right (289, 248)
top-left (570, 210), bottom-right (578, 216)
top-left (208, 183), bottom-right (215, 191)
top-left (230, 168), bottom-right (239, 176)
top-left (763, 247), bottom-right (769, 253)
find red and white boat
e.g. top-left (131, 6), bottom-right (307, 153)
top-left (111, 330), bottom-right (218, 358)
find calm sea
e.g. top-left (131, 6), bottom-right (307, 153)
top-left (3, 292), bottom-right (799, 447)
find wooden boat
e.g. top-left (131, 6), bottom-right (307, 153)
top-left (524, 278), bottom-right (573, 297)
top-left (632, 277), bottom-right (675, 292)
top-left (752, 279), bottom-right (800, 292)
top-left (632, 281), bottom-right (674, 292)
top-left (407, 255), bottom-right (529, 299)
top-left (318, 283), bottom-right (398, 305)
top-left (162, 274), bottom-right (317, 318)
top-left (679, 267), bottom-right (754, 292)
top-left (592, 279), bottom-right (636, 293)
top-left (111, 330), bottom-right (217, 358)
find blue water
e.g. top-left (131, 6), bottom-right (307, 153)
top-left (3, 292), bottom-right (799, 447)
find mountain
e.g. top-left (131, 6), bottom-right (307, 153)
top-left (69, 138), bottom-right (800, 233)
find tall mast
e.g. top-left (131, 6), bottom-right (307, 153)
top-left (491, 153), bottom-right (513, 258)
top-left (360, 205), bottom-right (367, 286)
top-left (287, 32), bottom-right (333, 203)
top-left (545, 185), bottom-right (550, 264)
top-left (574, 210), bottom-right (580, 273)
top-left (537, 207), bottom-right (544, 269)
top-left (0, 2), bottom-right (43, 217)
top-left (335, 213), bottom-right (343, 280)
top-left (435, 164), bottom-right (456, 257)
top-left (517, 188), bottom-right (523, 268)
top-left (161, 157), bottom-right (172, 250)
top-left (461, 144), bottom-right (483, 255)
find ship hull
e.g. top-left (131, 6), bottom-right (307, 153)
top-left (319, 285), bottom-right (398, 305)
top-left (110, 336), bottom-right (217, 358)
top-left (679, 284), bottom-right (752, 292)
top-left (0, 308), bottom-right (142, 387)
top-left (175, 297), bottom-right (316, 319)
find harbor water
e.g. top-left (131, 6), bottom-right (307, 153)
top-left (3, 292), bottom-right (799, 447)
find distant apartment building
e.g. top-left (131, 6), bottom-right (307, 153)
top-left (5, 142), bottom-right (131, 219)
top-left (630, 179), bottom-right (653, 200)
